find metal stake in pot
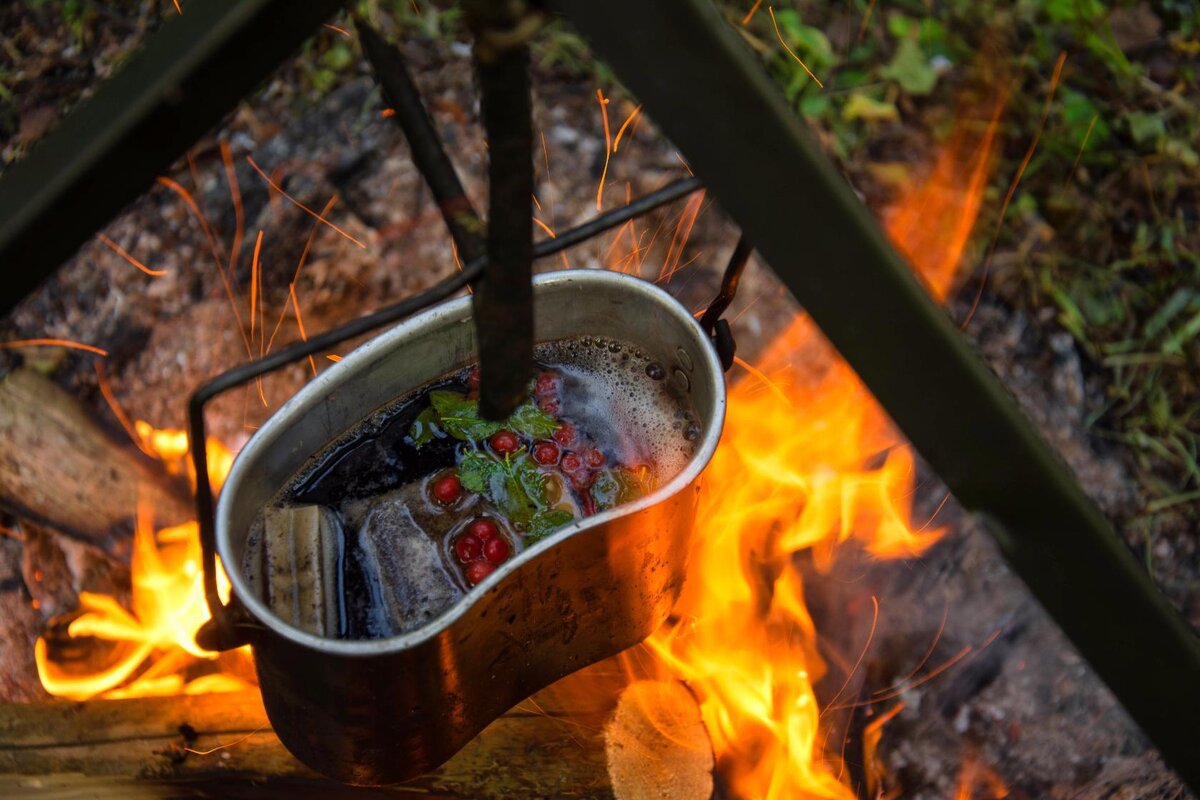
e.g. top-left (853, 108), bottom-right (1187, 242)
top-left (466, 0), bottom-right (545, 420)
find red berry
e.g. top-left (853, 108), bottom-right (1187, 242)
top-left (465, 560), bottom-right (495, 586)
top-left (580, 488), bottom-right (597, 517)
top-left (454, 534), bottom-right (482, 563)
top-left (432, 473), bottom-right (462, 504)
top-left (561, 452), bottom-right (582, 472)
top-left (483, 537), bottom-right (510, 565)
top-left (584, 448), bottom-right (606, 468)
top-left (467, 368), bottom-right (481, 389)
top-left (567, 469), bottom-right (595, 491)
top-left (552, 422), bottom-right (576, 447)
top-left (532, 441), bottom-right (560, 465)
top-left (535, 371), bottom-right (558, 397)
top-left (538, 397), bottom-right (560, 415)
top-left (490, 430), bottom-right (520, 456)
top-left (469, 518), bottom-right (499, 540)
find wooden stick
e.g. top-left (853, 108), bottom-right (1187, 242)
top-left (0, 368), bottom-right (192, 544)
top-left (0, 663), bottom-right (715, 799)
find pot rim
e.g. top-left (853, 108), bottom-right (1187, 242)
top-left (216, 269), bottom-right (726, 656)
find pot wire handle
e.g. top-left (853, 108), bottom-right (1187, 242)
top-left (183, 178), bottom-right (705, 653)
top-left (699, 234), bottom-right (754, 372)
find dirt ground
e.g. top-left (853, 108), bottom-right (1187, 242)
top-left (0, 6), bottom-right (1195, 799)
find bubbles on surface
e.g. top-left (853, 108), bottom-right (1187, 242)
top-left (536, 338), bottom-right (697, 479)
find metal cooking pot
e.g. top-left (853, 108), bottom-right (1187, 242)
top-left (216, 269), bottom-right (726, 784)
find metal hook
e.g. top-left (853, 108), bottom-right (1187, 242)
top-left (700, 234), bottom-right (753, 371)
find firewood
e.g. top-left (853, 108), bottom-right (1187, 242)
top-left (605, 680), bottom-right (714, 800)
top-left (0, 538), bottom-right (46, 704)
top-left (0, 661), bottom-right (715, 799)
top-left (0, 368), bottom-right (192, 545)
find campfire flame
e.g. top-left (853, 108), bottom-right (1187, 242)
top-left (33, 74), bottom-right (1001, 795)
top-left (644, 107), bottom-right (1001, 798)
top-left (35, 427), bottom-right (251, 700)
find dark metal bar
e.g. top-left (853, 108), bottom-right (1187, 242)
top-left (355, 19), bottom-right (486, 263)
top-left (190, 176), bottom-right (704, 646)
top-left (557, 0), bottom-right (1200, 789)
top-left (467, 3), bottom-right (540, 420)
top-left (0, 0), bottom-right (347, 315)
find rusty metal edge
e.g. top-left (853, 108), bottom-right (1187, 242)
top-left (555, 0), bottom-right (1200, 791)
top-left (0, 0), bottom-right (347, 315)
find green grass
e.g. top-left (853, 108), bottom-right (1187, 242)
top-left (721, 0), bottom-right (1200, 523)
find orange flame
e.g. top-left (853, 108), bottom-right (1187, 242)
top-left (954, 749), bottom-right (1009, 799)
top-left (36, 426), bottom-right (250, 700)
top-left (647, 102), bottom-right (1001, 798)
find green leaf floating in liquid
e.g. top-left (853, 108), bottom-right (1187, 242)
top-left (526, 508), bottom-right (576, 544)
top-left (411, 390), bottom-right (559, 446)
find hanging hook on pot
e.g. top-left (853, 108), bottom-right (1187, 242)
top-left (699, 234), bottom-right (753, 372)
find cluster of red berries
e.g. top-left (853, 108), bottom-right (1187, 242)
top-left (452, 517), bottom-right (511, 585)
top-left (531, 372), bottom-right (609, 515)
top-left (429, 367), bottom-right (620, 589)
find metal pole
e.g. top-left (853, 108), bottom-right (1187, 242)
top-left (556, 0), bottom-right (1200, 789)
top-left (356, 19), bottom-right (487, 263)
top-left (465, 1), bottom-right (543, 420)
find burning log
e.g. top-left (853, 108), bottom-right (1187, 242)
top-left (0, 368), bottom-right (192, 545)
top-left (605, 680), bottom-right (714, 800)
top-left (0, 666), bottom-right (715, 799)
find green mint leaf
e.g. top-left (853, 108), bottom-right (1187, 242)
top-left (526, 508), bottom-right (575, 544)
top-left (497, 471), bottom-right (538, 527)
top-left (511, 453), bottom-right (548, 506)
top-left (507, 404), bottom-right (559, 438)
top-left (458, 450), bottom-right (503, 493)
top-left (429, 390), bottom-right (504, 441)
top-left (456, 449), bottom-right (543, 528)
top-left (407, 406), bottom-right (442, 448)
top-left (591, 468), bottom-right (649, 511)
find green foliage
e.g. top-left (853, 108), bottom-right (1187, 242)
top-left (408, 407), bottom-right (441, 448)
top-left (411, 390), bottom-right (558, 445)
top-left (457, 448), bottom-right (549, 528)
top-left (508, 402), bottom-right (560, 438)
top-left (427, 390), bottom-right (506, 441)
top-left (526, 508), bottom-right (575, 544)
top-left (1126, 111), bottom-right (1165, 146)
top-left (716, 0), bottom-right (1199, 517)
top-left (591, 468), bottom-right (649, 511)
top-left (842, 92), bottom-right (899, 123)
top-left (457, 449), bottom-right (505, 493)
top-left (880, 38), bottom-right (938, 95)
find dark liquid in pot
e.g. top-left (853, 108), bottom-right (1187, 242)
top-left (241, 336), bottom-right (700, 640)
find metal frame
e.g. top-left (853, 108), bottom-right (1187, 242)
top-left (0, 0), bottom-right (345, 314)
top-left (0, 0), bottom-right (1195, 790)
